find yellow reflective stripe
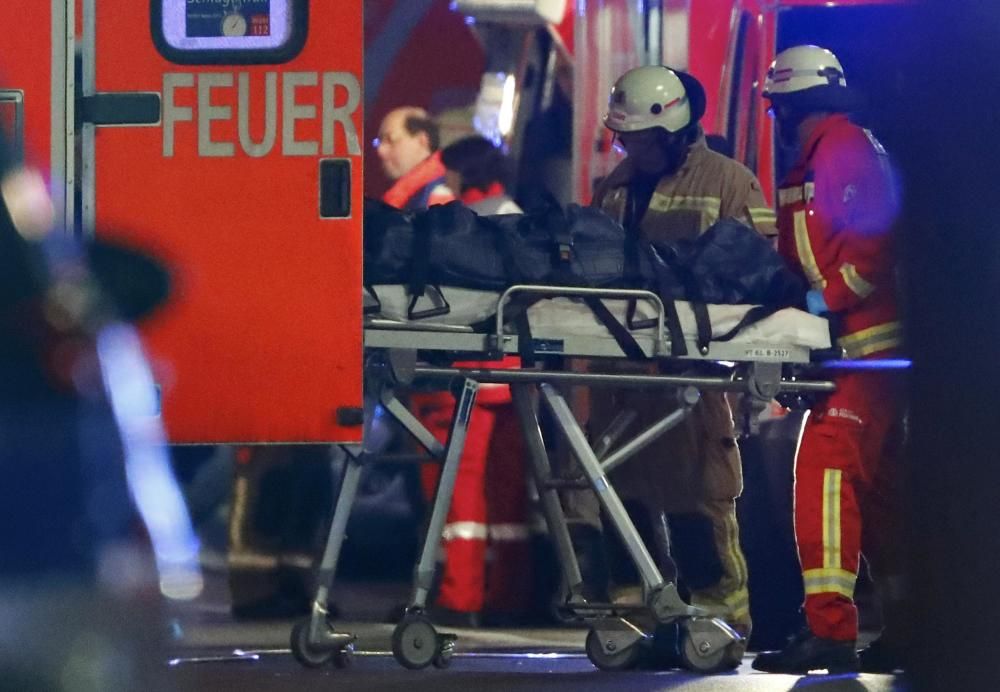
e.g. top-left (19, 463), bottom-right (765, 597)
top-left (840, 263), bottom-right (876, 299)
top-left (838, 321), bottom-right (903, 358)
top-left (725, 511), bottom-right (749, 596)
top-left (647, 194), bottom-right (721, 233)
top-left (794, 210), bottom-right (827, 289)
top-left (721, 510), bottom-right (749, 622)
top-left (688, 509), bottom-right (751, 625)
top-left (748, 207), bottom-right (777, 222)
top-left (648, 193), bottom-right (722, 214)
top-left (722, 591), bottom-right (750, 621)
top-left (803, 567), bottom-right (857, 599)
top-left (822, 469), bottom-right (842, 569)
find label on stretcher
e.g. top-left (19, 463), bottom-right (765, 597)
top-left (742, 347), bottom-right (792, 361)
top-left (532, 338), bottom-right (565, 353)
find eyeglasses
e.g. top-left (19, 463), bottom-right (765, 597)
top-left (372, 130), bottom-right (406, 149)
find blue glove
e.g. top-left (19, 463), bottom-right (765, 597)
top-left (806, 289), bottom-right (829, 315)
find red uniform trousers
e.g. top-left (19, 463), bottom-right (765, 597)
top-left (413, 358), bottom-right (533, 615)
top-left (795, 369), bottom-right (905, 641)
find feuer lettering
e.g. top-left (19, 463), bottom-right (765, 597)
top-left (162, 70), bottom-right (361, 158)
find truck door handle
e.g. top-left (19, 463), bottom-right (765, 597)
top-left (79, 92), bottom-right (161, 126)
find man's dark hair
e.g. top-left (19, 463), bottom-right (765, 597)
top-left (440, 136), bottom-right (511, 193)
top-left (403, 114), bottom-right (441, 152)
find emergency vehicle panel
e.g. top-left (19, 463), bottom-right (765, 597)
top-left (82, 0), bottom-right (364, 443)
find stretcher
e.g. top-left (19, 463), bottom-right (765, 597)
top-left (290, 285), bottom-right (838, 672)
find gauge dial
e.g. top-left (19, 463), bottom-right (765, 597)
top-left (221, 12), bottom-right (248, 37)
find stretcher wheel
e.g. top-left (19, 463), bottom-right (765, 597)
top-left (290, 619), bottom-right (335, 668)
top-left (678, 629), bottom-right (742, 674)
top-left (392, 615), bottom-right (440, 670)
top-left (432, 635), bottom-right (456, 669)
top-left (332, 643), bottom-right (355, 669)
top-left (585, 628), bottom-right (641, 671)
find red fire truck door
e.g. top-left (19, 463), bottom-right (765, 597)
top-left (0, 2), bottom-right (73, 226)
top-left (81, 0), bottom-right (364, 444)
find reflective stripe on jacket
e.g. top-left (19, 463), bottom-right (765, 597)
top-left (593, 134), bottom-right (777, 243)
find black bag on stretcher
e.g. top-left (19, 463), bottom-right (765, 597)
top-left (363, 197), bottom-right (654, 292)
top-left (362, 198), bottom-right (806, 355)
top-left (645, 220), bottom-right (807, 353)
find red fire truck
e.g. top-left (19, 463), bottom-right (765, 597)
top-left (1, 1), bottom-right (365, 445)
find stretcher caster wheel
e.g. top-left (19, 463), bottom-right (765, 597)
top-left (392, 614), bottom-right (441, 670)
top-left (432, 634), bottom-right (457, 669)
top-left (679, 626), bottom-right (742, 674)
top-left (585, 628), bottom-right (641, 671)
top-left (290, 619), bottom-right (335, 668)
top-left (332, 643), bottom-right (355, 669)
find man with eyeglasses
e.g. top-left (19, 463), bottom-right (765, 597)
top-left (375, 106), bottom-right (454, 211)
top-left (565, 65), bottom-right (775, 668)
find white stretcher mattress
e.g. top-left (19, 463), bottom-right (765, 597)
top-left (367, 285), bottom-right (831, 351)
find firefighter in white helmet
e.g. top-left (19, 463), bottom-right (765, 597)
top-left (565, 65), bottom-right (776, 667)
top-left (752, 45), bottom-right (906, 675)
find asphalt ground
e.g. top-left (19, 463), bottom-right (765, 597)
top-left (157, 572), bottom-right (906, 692)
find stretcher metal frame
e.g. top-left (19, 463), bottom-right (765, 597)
top-left (289, 286), bottom-right (837, 672)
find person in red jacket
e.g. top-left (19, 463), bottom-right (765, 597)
top-left (414, 137), bottom-right (533, 628)
top-left (376, 106), bottom-right (455, 211)
top-left (752, 45), bottom-right (908, 674)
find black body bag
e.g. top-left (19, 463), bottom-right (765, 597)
top-left (649, 219), bottom-right (807, 352)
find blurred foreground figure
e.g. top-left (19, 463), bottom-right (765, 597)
top-left (752, 45), bottom-right (907, 675)
top-left (0, 127), bottom-right (199, 690)
top-left (887, 4), bottom-right (1000, 690)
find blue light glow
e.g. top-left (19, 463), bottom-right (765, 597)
top-left (820, 358), bottom-right (912, 371)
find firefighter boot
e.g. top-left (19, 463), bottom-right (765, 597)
top-left (752, 628), bottom-right (859, 674)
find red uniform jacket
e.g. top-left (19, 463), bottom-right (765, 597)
top-left (777, 114), bottom-right (902, 358)
top-left (382, 151), bottom-right (455, 212)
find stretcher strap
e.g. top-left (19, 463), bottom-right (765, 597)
top-left (407, 211), bottom-right (433, 298)
top-left (689, 301), bottom-right (712, 352)
top-left (583, 296), bottom-right (645, 360)
top-left (514, 308), bottom-right (536, 365)
top-left (651, 269), bottom-right (688, 356)
top-left (712, 304), bottom-right (778, 342)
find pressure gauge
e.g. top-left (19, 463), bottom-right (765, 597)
top-left (221, 12), bottom-right (248, 37)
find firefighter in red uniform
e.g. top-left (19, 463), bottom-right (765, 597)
top-left (753, 46), bottom-right (908, 674)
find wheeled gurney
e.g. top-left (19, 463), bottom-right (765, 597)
top-left (290, 285), bottom-right (837, 672)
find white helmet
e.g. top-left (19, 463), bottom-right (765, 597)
top-left (604, 66), bottom-right (704, 134)
top-left (763, 45), bottom-right (847, 98)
